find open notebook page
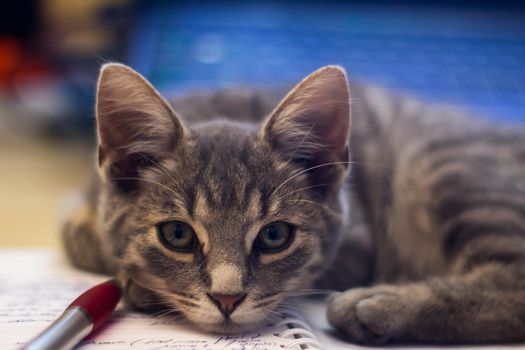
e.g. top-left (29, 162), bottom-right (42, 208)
top-left (0, 249), bottom-right (321, 350)
top-left (0, 249), bottom-right (521, 350)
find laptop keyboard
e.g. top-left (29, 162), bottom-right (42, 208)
top-left (127, 2), bottom-right (525, 122)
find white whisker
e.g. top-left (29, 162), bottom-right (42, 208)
top-left (275, 183), bottom-right (334, 201)
top-left (270, 160), bottom-right (396, 197)
top-left (285, 199), bottom-right (342, 217)
top-left (136, 152), bottom-right (181, 187)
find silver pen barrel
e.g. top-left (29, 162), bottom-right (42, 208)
top-left (22, 307), bottom-right (93, 350)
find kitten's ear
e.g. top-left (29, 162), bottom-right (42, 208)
top-left (96, 63), bottom-right (185, 191)
top-left (261, 66), bottom-right (351, 190)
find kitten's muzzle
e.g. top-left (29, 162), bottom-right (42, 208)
top-left (207, 293), bottom-right (246, 318)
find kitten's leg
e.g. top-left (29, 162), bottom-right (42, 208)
top-left (315, 218), bottom-right (374, 291)
top-left (61, 187), bottom-right (114, 274)
top-left (315, 194), bottom-right (375, 291)
top-left (327, 236), bottom-right (525, 344)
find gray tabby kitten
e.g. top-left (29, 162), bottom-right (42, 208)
top-left (63, 63), bottom-right (525, 344)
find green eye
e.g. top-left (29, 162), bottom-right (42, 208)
top-left (157, 221), bottom-right (197, 252)
top-left (256, 222), bottom-right (295, 253)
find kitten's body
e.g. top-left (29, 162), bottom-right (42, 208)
top-left (63, 65), bottom-right (525, 344)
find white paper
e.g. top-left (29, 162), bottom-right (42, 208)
top-left (1, 249), bottom-right (522, 350)
top-left (0, 250), bottom-right (307, 350)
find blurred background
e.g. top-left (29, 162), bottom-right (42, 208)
top-left (1, 0), bottom-right (524, 247)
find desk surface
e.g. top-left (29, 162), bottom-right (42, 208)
top-left (0, 130), bottom-right (91, 248)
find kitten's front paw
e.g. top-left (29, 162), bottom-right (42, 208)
top-left (327, 285), bottom-right (428, 344)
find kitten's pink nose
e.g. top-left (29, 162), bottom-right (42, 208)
top-left (208, 293), bottom-right (246, 316)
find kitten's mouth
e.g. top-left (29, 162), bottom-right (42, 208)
top-left (174, 298), bottom-right (275, 334)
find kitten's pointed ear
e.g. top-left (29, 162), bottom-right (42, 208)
top-left (261, 66), bottom-right (351, 190)
top-left (96, 63), bottom-right (185, 191)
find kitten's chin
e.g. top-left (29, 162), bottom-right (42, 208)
top-left (181, 307), bottom-right (271, 334)
top-left (197, 319), bottom-right (265, 334)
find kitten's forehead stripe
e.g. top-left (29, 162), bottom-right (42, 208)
top-left (193, 189), bottom-right (209, 221)
top-left (184, 183), bottom-right (197, 218)
top-left (259, 188), bottom-right (270, 218)
top-left (241, 179), bottom-right (257, 212)
top-left (182, 124), bottom-right (280, 220)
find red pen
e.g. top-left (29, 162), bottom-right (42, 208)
top-left (22, 279), bottom-right (122, 350)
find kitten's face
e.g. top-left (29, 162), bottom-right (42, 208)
top-left (95, 64), bottom-right (350, 333)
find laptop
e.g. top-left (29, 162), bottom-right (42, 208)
top-left (127, 1), bottom-right (525, 122)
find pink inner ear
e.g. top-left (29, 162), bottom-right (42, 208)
top-left (264, 66), bottom-right (351, 164)
top-left (94, 64), bottom-right (186, 190)
top-left (96, 64), bottom-right (184, 158)
top-left (316, 103), bottom-right (350, 152)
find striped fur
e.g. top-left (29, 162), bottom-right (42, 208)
top-left (63, 64), bottom-right (525, 343)
top-left (324, 85), bottom-right (525, 344)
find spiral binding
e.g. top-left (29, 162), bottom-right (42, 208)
top-left (274, 310), bottom-right (324, 349)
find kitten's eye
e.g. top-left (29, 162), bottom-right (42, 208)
top-left (255, 222), bottom-right (295, 253)
top-left (157, 221), bottom-right (197, 252)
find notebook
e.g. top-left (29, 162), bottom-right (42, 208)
top-left (0, 249), bottom-right (333, 350)
top-left (0, 249), bottom-right (519, 350)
